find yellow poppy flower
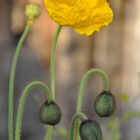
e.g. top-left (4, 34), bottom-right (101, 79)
top-left (44, 0), bottom-right (113, 35)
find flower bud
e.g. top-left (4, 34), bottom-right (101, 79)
top-left (25, 3), bottom-right (41, 24)
top-left (80, 120), bottom-right (102, 140)
top-left (39, 101), bottom-right (61, 125)
top-left (94, 91), bottom-right (116, 117)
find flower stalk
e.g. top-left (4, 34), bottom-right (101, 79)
top-left (69, 112), bottom-right (87, 140)
top-left (8, 24), bottom-right (31, 140)
top-left (8, 4), bottom-right (41, 140)
top-left (76, 68), bottom-right (110, 112)
top-left (50, 25), bottom-right (62, 100)
top-left (42, 25), bottom-right (62, 140)
top-left (75, 68), bottom-right (110, 140)
top-left (15, 81), bottom-right (52, 140)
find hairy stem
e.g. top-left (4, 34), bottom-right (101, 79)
top-left (43, 25), bottom-right (62, 140)
top-left (15, 81), bottom-right (52, 140)
top-left (8, 24), bottom-right (31, 140)
top-left (76, 68), bottom-right (109, 112)
top-left (75, 68), bottom-right (110, 140)
top-left (69, 112), bottom-right (87, 140)
top-left (50, 25), bottom-right (62, 100)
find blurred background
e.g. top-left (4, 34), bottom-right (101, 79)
top-left (0, 0), bottom-right (140, 140)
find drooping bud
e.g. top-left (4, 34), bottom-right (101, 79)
top-left (39, 101), bottom-right (61, 125)
top-left (80, 120), bottom-right (102, 140)
top-left (94, 91), bottom-right (116, 117)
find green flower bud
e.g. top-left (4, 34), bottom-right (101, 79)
top-left (94, 91), bottom-right (116, 117)
top-left (25, 3), bottom-right (41, 25)
top-left (39, 101), bottom-right (61, 125)
top-left (80, 120), bottom-right (102, 140)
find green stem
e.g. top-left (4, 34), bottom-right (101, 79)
top-left (50, 25), bottom-right (62, 100)
top-left (69, 112), bottom-right (87, 140)
top-left (44, 126), bottom-right (53, 140)
top-left (75, 68), bottom-right (110, 140)
top-left (43, 25), bottom-right (62, 140)
top-left (8, 24), bottom-right (31, 140)
top-left (76, 68), bottom-right (110, 112)
top-left (15, 81), bottom-right (52, 140)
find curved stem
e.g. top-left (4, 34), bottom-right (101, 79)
top-left (69, 112), bottom-right (87, 140)
top-left (15, 81), bottom-right (52, 140)
top-left (50, 25), bottom-right (62, 100)
top-left (75, 68), bottom-right (110, 140)
top-left (76, 68), bottom-right (110, 112)
top-left (8, 24), bottom-right (31, 140)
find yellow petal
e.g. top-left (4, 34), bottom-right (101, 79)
top-left (44, 0), bottom-right (113, 35)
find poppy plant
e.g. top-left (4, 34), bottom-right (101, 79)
top-left (7, 3), bottom-right (116, 140)
top-left (44, 0), bottom-right (113, 35)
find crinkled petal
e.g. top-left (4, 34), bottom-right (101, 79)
top-left (44, 0), bottom-right (113, 35)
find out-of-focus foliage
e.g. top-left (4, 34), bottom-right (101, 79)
top-left (122, 112), bottom-right (140, 121)
top-left (104, 118), bottom-right (121, 140)
top-left (103, 93), bottom-right (140, 140)
top-left (118, 93), bottom-right (129, 103)
top-left (54, 127), bottom-right (68, 138)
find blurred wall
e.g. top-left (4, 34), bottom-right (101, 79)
top-left (122, 0), bottom-right (140, 139)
